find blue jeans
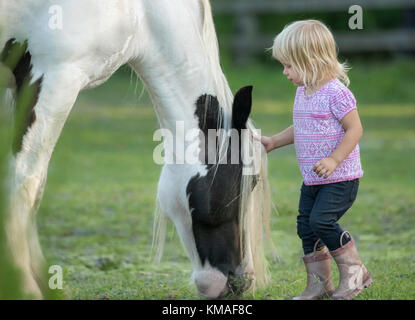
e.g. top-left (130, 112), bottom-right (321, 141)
top-left (297, 179), bottom-right (359, 255)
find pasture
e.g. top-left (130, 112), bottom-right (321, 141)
top-left (16, 58), bottom-right (415, 299)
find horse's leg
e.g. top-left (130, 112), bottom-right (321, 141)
top-left (6, 65), bottom-right (85, 298)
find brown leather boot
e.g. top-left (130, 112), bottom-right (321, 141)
top-left (330, 232), bottom-right (373, 300)
top-left (293, 243), bottom-right (335, 300)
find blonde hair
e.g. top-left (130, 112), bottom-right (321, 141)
top-left (272, 20), bottom-right (350, 88)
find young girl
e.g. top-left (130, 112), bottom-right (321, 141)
top-left (259, 20), bottom-right (372, 300)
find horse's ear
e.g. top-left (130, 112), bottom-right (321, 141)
top-left (232, 85), bottom-right (253, 129)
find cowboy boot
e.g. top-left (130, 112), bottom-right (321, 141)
top-left (293, 245), bottom-right (335, 300)
top-left (330, 232), bottom-right (373, 300)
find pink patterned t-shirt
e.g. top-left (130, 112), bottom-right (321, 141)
top-left (293, 78), bottom-right (363, 186)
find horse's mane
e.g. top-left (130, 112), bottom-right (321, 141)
top-left (154, 0), bottom-right (272, 292)
top-left (199, 0), bottom-right (234, 115)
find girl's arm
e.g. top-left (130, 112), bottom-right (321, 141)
top-left (313, 110), bottom-right (363, 178)
top-left (258, 125), bottom-right (294, 153)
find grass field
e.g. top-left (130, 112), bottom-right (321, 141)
top-left (10, 58), bottom-right (415, 299)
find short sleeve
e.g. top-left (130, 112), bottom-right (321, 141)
top-left (329, 87), bottom-right (357, 121)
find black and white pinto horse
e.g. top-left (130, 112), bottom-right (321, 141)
top-left (0, 0), bottom-right (271, 299)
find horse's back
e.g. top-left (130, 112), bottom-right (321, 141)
top-left (1, 0), bottom-right (142, 89)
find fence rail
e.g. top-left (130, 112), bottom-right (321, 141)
top-left (212, 0), bottom-right (415, 63)
top-left (213, 0), bottom-right (415, 13)
top-left (230, 29), bottom-right (415, 53)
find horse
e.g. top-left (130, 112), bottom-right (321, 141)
top-left (0, 0), bottom-right (271, 299)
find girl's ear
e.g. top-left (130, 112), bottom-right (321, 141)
top-left (232, 85), bottom-right (253, 130)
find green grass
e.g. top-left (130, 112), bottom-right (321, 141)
top-left (7, 59), bottom-right (415, 299)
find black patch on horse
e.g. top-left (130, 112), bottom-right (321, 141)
top-left (193, 94), bottom-right (225, 167)
top-left (1, 39), bottom-right (43, 155)
top-left (187, 94), bottom-right (242, 276)
top-left (186, 86), bottom-right (255, 278)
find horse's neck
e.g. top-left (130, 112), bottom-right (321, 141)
top-left (130, 0), bottom-right (232, 134)
top-left (133, 61), bottom-right (219, 134)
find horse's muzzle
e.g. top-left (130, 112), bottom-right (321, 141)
top-left (193, 266), bottom-right (254, 299)
top-left (193, 269), bottom-right (229, 299)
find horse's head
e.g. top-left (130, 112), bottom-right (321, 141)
top-left (186, 86), bottom-right (261, 298)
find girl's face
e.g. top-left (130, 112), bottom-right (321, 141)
top-left (282, 63), bottom-right (304, 87)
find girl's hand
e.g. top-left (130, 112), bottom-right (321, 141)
top-left (254, 135), bottom-right (275, 153)
top-left (313, 157), bottom-right (340, 178)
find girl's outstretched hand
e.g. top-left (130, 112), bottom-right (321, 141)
top-left (254, 135), bottom-right (275, 153)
